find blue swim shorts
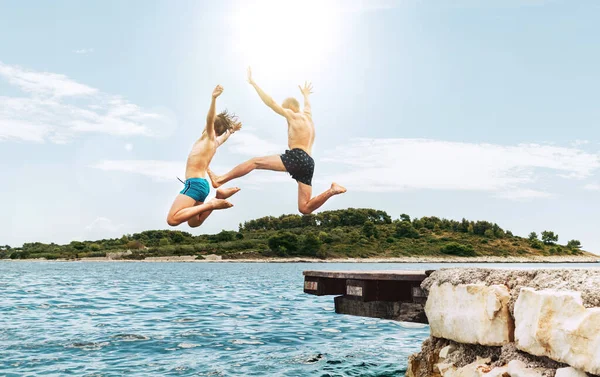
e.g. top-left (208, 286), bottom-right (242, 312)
top-left (179, 178), bottom-right (210, 202)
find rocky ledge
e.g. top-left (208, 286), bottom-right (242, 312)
top-left (408, 268), bottom-right (600, 377)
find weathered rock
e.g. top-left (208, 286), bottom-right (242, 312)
top-left (514, 288), bottom-right (600, 375)
top-left (438, 359), bottom-right (546, 377)
top-left (422, 268), bottom-right (600, 315)
top-left (493, 343), bottom-right (567, 371)
top-left (407, 337), bottom-right (450, 377)
top-left (440, 344), bottom-right (457, 361)
top-left (425, 283), bottom-right (513, 346)
top-left (506, 360), bottom-right (544, 377)
top-left (555, 368), bottom-right (588, 377)
top-left (439, 357), bottom-right (492, 377)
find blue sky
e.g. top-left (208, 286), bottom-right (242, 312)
top-left (2, 0), bottom-right (600, 252)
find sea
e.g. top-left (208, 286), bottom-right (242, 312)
top-left (1, 262), bottom-right (597, 377)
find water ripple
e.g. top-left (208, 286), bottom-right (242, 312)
top-left (0, 262), bottom-right (440, 376)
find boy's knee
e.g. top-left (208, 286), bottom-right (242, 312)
top-left (187, 220), bottom-right (201, 228)
top-left (166, 216), bottom-right (179, 227)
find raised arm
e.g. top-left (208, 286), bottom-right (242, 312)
top-left (216, 121), bottom-right (242, 147)
top-left (299, 81), bottom-right (313, 118)
top-left (205, 85), bottom-right (224, 138)
top-left (247, 67), bottom-right (288, 118)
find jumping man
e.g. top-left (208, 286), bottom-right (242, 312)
top-left (208, 68), bottom-right (346, 214)
top-left (166, 85), bottom-right (242, 227)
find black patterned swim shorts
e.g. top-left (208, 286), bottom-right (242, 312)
top-left (280, 148), bottom-right (315, 186)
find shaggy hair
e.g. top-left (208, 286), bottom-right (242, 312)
top-left (214, 110), bottom-right (238, 136)
top-left (282, 97), bottom-right (300, 112)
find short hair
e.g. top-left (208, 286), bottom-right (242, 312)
top-left (282, 97), bottom-right (300, 111)
top-left (214, 110), bottom-right (238, 136)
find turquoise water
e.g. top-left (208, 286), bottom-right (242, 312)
top-left (1, 262), bottom-right (597, 376)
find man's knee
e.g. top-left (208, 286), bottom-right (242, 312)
top-left (298, 204), bottom-right (312, 215)
top-left (251, 157), bottom-right (265, 169)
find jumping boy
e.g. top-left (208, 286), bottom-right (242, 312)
top-left (208, 68), bottom-right (346, 215)
top-left (166, 85), bottom-right (241, 227)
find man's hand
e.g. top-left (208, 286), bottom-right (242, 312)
top-left (231, 121), bottom-right (242, 133)
top-left (247, 67), bottom-right (255, 85)
top-left (299, 81), bottom-right (313, 96)
top-left (212, 85), bottom-right (224, 98)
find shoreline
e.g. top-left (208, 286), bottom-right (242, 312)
top-left (2, 255), bottom-right (599, 263)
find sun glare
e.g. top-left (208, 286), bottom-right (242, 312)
top-left (231, 0), bottom-right (342, 80)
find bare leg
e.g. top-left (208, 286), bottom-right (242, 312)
top-left (297, 182), bottom-right (347, 215)
top-left (208, 155), bottom-right (286, 188)
top-left (187, 187), bottom-right (241, 228)
top-left (167, 194), bottom-right (233, 227)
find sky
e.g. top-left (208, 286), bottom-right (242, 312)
top-left (1, 0), bottom-right (600, 252)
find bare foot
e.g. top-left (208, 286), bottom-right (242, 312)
top-left (210, 199), bottom-right (233, 210)
top-left (216, 187), bottom-right (241, 199)
top-left (207, 169), bottom-right (222, 189)
top-left (330, 182), bottom-right (347, 195)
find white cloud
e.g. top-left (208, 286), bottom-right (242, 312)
top-left (73, 48), bottom-right (94, 55)
top-left (323, 138), bottom-right (600, 199)
top-left (583, 183), bottom-right (600, 191)
top-left (125, 143), bottom-right (133, 151)
top-left (82, 217), bottom-right (125, 241)
top-left (225, 132), bottom-right (282, 156)
top-left (0, 62), bottom-right (96, 97)
top-left (0, 61), bottom-right (174, 143)
top-left (85, 217), bottom-right (123, 232)
top-left (91, 160), bottom-right (183, 182)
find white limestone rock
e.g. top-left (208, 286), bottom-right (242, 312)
top-left (425, 283), bottom-right (514, 346)
top-left (438, 357), bottom-right (491, 377)
top-left (439, 344), bottom-right (456, 361)
top-left (555, 368), bottom-right (588, 377)
top-left (514, 288), bottom-right (600, 375)
top-left (505, 361), bottom-right (543, 377)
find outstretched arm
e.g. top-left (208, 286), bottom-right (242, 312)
top-left (216, 121), bottom-right (242, 147)
top-left (247, 67), bottom-right (288, 118)
top-left (205, 85), bottom-right (224, 138)
top-left (299, 81), bottom-right (313, 118)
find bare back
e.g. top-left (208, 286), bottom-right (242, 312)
top-left (185, 132), bottom-right (217, 179)
top-left (286, 112), bottom-right (315, 155)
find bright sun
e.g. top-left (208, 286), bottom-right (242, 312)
top-left (231, 0), bottom-right (342, 79)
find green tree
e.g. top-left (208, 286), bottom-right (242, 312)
top-left (528, 232), bottom-right (538, 241)
top-left (70, 241), bottom-right (86, 251)
top-left (395, 221), bottom-right (419, 238)
top-left (530, 239), bottom-right (544, 249)
top-left (159, 238), bottom-right (170, 246)
top-left (171, 232), bottom-right (185, 244)
top-left (213, 230), bottom-right (235, 242)
top-left (362, 221), bottom-right (378, 238)
top-left (400, 214), bottom-right (411, 222)
top-left (541, 231), bottom-right (558, 245)
top-left (567, 240), bottom-right (582, 250)
top-left (89, 243), bottom-right (101, 252)
top-left (268, 232), bottom-right (299, 255)
top-left (441, 243), bottom-right (476, 257)
top-left (302, 233), bottom-right (323, 256)
top-left (484, 229), bottom-right (495, 238)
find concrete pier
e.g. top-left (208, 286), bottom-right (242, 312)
top-left (303, 270), bottom-right (431, 323)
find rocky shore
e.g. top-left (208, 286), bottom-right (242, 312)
top-left (408, 268), bottom-right (600, 377)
